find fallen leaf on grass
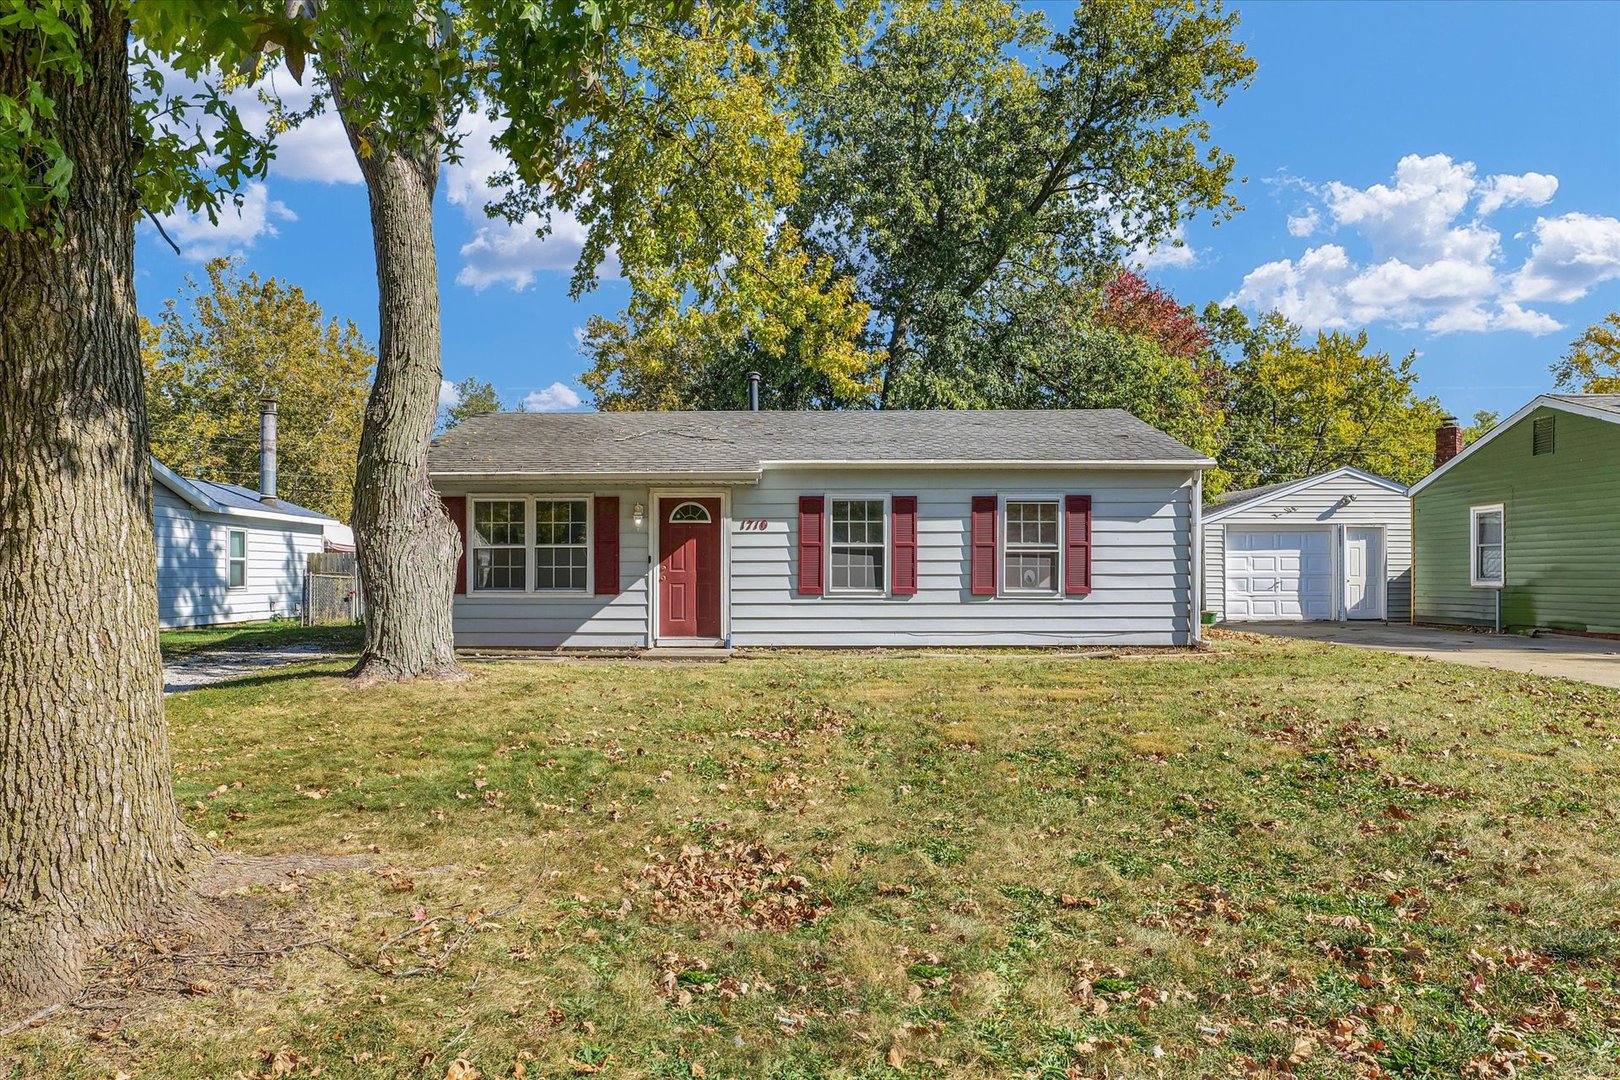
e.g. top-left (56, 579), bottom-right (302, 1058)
top-left (444, 1059), bottom-right (480, 1080)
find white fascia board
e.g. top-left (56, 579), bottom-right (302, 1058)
top-left (755, 458), bottom-right (1217, 470)
top-left (1408, 395), bottom-right (1620, 496)
top-left (1205, 466), bottom-right (1409, 523)
top-left (430, 469), bottom-right (763, 485)
top-left (150, 457), bottom-right (223, 514)
top-left (150, 457), bottom-right (338, 527)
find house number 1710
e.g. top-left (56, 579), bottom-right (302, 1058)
top-left (737, 519), bottom-right (771, 531)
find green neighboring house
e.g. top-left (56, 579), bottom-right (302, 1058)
top-left (1411, 394), bottom-right (1620, 634)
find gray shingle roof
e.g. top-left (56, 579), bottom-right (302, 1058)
top-left (427, 410), bottom-right (1211, 478)
top-left (1547, 393), bottom-right (1620, 417)
top-left (1211, 477), bottom-right (1296, 512)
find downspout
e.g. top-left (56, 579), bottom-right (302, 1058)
top-left (1190, 469), bottom-right (1204, 646)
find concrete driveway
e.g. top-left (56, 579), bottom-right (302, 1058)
top-left (1231, 621), bottom-right (1620, 689)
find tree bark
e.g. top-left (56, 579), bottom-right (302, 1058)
top-left (327, 63), bottom-right (461, 682)
top-left (0, 4), bottom-right (197, 1009)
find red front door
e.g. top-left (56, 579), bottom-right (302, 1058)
top-left (658, 498), bottom-right (722, 639)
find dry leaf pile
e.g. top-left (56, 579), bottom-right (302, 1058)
top-left (636, 841), bottom-right (830, 931)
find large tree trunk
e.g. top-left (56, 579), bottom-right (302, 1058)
top-left (329, 69), bottom-right (461, 682)
top-left (0, 4), bottom-right (196, 1009)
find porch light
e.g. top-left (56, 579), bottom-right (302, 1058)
top-left (633, 502), bottom-right (645, 528)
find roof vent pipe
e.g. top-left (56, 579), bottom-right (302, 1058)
top-left (747, 371), bottom-right (761, 412)
top-left (259, 397), bottom-right (279, 505)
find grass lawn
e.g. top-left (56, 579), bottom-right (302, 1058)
top-left (8, 636), bottom-right (1620, 1078)
top-left (158, 620), bottom-right (362, 659)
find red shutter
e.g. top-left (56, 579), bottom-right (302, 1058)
top-left (798, 495), bottom-right (825, 595)
top-left (593, 496), bottom-right (620, 596)
top-left (970, 496), bottom-right (997, 596)
top-left (442, 495), bottom-right (468, 595)
top-left (891, 496), bottom-right (918, 596)
top-left (1065, 494), bottom-right (1092, 596)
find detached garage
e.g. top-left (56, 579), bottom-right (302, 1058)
top-left (1203, 467), bottom-right (1411, 624)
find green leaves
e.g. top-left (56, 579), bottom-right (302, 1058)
top-left (0, 0), bottom-right (91, 236)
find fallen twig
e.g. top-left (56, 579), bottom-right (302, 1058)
top-left (0, 1002), bottom-right (64, 1038)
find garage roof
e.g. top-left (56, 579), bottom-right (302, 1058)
top-left (1205, 466), bottom-right (1408, 523)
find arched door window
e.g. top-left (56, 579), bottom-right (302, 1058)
top-left (668, 501), bottom-right (712, 523)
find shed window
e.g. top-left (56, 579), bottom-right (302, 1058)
top-left (1532, 415), bottom-right (1555, 456)
top-left (227, 529), bottom-right (247, 589)
top-left (1470, 505), bottom-right (1504, 588)
top-left (828, 497), bottom-right (887, 594)
top-left (1003, 498), bottom-right (1060, 596)
top-left (534, 498), bottom-right (590, 592)
top-left (471, 499), bottom-right (527, 591)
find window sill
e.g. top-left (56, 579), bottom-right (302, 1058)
top-left (824, 591), bottom-right (890, 600)
top-left (464, 590), bottom-right (598, 600)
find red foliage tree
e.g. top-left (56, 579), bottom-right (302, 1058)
top-left (1094, 271), bottom-right (1212, 361)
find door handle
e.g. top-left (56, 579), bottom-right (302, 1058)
top-left (658, 567), bottom-right (666, 581)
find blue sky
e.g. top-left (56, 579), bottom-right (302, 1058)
top-left (136, 0), bottom-right (1620, 423)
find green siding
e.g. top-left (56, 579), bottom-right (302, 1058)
top-left (1413, 406), bottom-right (1620, 632)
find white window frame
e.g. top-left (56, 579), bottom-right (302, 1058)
top-left (998, 493), bottom-right (1064, 599)
top-left (226, 529), bottom-right (248, 590)
top-left (468, 496), bottom-right (532, 593)
top-left (825, 493), bottom-right (891, 598)
top-left (1469, 503), bottom-right (1505, 589)
top-left (531, 495), bottom-right (594, 595)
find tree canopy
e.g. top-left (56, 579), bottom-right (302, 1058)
top-left (1550, 312), bottom-right (1620, 394)
top-left (440, 376), bottom-right (503, 430)
top-left (1214, 310), bottom-right (1448, 490)
top-left (142, 258), bottom-right (374, 520)
top-left (581, 0), bottom-right (1255, 411)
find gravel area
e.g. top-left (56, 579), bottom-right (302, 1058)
top-left (163, 644), bottom-right (347, 694)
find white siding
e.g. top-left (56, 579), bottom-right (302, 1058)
top-left (153, 485), bottom-right (326, 628)
top-left (448, 485), bottom-right (652, 649)
top-left (729, 467), bottom-right (1195, 647)
top-left (439, 469), bottom-right (1197, 648)
top-left (1202, 473), bottom-right (1411, 623)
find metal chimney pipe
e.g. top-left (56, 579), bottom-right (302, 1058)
top-left (259, 397), bottom-right (278, 504)
top-left (747, 371), bottom-right (761, 411)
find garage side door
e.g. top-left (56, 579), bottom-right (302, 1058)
top-left (1225, 528), bottom-right (1333, 621)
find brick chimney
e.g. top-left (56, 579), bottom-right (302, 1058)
top-left (1434, 415), bottom-right (1463, 469)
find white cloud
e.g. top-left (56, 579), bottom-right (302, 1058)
top-left (1127, 223), bottom-right (1196, 270)
top-left (444, 111), bottom-right (616, 292)
top-left (1286, 207), bottom-right (1320, 238)
top-left (1477, 171), bottom-right (1558, 216)
top-left (1230, 154), bottom-right (1609, 337)
top-left (1227, 244), bottom-right (1357, 331)
top-left (522, 383), bottom-right (583, 412)
top-left (438, 379), bottom-right (461, 408)
top-left (1507, 212), bottom-right (1620, 304)
top-left (150, 182), bottom-right (295, 261)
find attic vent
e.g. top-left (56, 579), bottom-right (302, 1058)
top-left (1532, 415), bottom-right (1556, 456)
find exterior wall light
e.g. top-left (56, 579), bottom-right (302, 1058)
top-left (633, 502), bottom-right (645, 528)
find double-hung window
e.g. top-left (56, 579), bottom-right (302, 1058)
top-left (471, 499), bottom-right (527, 591)
top-left (1469, 504), bottom-right (1504, 588)
top-left (1002, 498), bottom-right (1060, 596)
top-left (534, 498), bottom-right (590, 592)
top-left (828, 497), bottom-right (887, 595)
top-left (226, 529), bottom-right (247, 589)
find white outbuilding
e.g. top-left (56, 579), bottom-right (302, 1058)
top-left (1202, 466), bottom-right (1411, 624)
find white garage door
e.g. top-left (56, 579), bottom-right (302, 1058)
top-left (1225, 528), bottom-right (1333, 621)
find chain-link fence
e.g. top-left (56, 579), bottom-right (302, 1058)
top-left (303, 552), bottom-right (363, 625)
